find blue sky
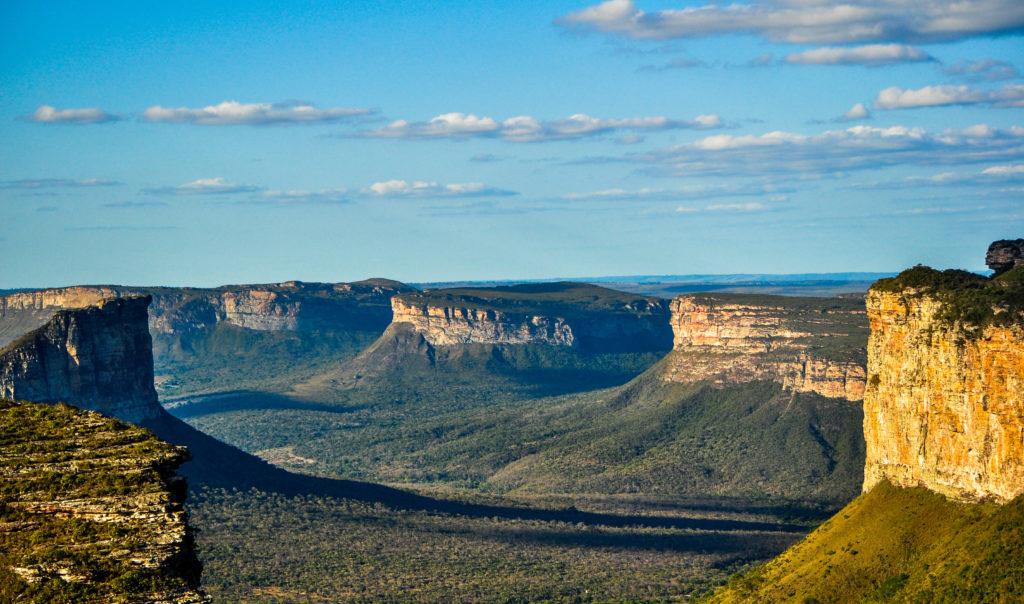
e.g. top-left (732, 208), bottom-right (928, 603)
top-left (2, 1), bottom-right (1023, 287)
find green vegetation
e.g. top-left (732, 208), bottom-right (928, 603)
top-left (872, 264), bottom-right (1024, 335)
top-left (703, 480), bottom-right (1024, 603)
top-left (0, 399), bottom-right (196, 602)
top-left (154, 322), bottom-right (379, 397)
top-left (190, 485), bottom-right (805, 603)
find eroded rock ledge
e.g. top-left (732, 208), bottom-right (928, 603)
top-left (663, 294), bottom-right (869, 401)
top-left (0, 399), bottom-right (208, 602)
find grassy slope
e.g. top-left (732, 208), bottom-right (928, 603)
top-left (705, 480), bottom-right (1024, 603)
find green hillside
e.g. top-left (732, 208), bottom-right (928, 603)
top-left (704, 480), bottom-right (1024, 603)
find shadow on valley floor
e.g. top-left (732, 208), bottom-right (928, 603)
top-left (162, 390), bottom-right (363, 419)
top-left (144, 412), bottom-right (809, 539)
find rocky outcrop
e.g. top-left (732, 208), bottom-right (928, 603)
top-left (0, 279), bottom-right (414, 349)
top-left (986, 238), bottom-right (1024, 275)
top-left (663, 294), bottom-right (868, 401)
top-left (0, 296), bottom-right (162, 424)
top-left (0, 399), bottom-right (208, 602)
top-left (862, 288), bottom-right (1024, 503)
top-left (390, 283), bottom-right (673, 353)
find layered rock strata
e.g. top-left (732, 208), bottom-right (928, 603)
top-left (0, 399), bottom-right (208, 602)
top-left (390, 284), bottom-right (673, 353)
top-left (862, 289), bottom-right (1024, 503)
top-left (0, 296), bottom-right (162, 424)
top-left (663, 294), bottom-right (868, 401)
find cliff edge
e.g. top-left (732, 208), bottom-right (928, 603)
top-left (863, 265), bottom-right (1024, 503)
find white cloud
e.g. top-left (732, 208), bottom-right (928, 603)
top-left (363, 180), bottom-right (518, 198)
top-left (145, 177), bottom-right (262, 195)
top-left (557, 0), bottom-right (1024, 44)
top-left (0, 178), bottom-right (120, 189)
top-left (874, 84), bottom-right (1024, 109)
top-left (705, 202), bottom-right (767, 212)
top-left (631, 124), bottom-right (1024, 177)
top-left (855, 163), bottom-right (1024, 189)
top-left (943, 59), bottom-right (1021, 82)
top-left (353, 111), bottom-right (722, 141)
top-left (839, 102), bottom-right (871, 122)
top-left (23, 105), bottom-right (120, 124)
top-left (785, 44), bottom-right (932, 66)
top-left (981, 164), bottom-right (1024, 175)
top-left (142, 101), bottom-right (371, 125)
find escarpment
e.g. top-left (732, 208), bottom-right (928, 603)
top-left (390, 282), bottom-right (673, 353)
top-left (0, 296), bottom-right (163, 425)
top-left (0, 399), bottom-right (208, 602)
top-left (0, 279), bottom-right (414, 349)
top-left (663, 294), bottom-right (869, 401)
top-left (862, 270), bottom-right (1024, 503)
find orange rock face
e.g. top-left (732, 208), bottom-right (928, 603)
top-left (391, 298), bottom-right (576, 346)
top-left (863, 290), bottom-right (1024, 502)
top-left (664, 295), bottom-right (868, 401)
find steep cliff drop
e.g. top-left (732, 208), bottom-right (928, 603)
top-left (663, 293), bottom-right (868, 401)
top-left (705, 242), bottom-right (1024, 603)
top-left (0, 296), bottom-right (163, 425)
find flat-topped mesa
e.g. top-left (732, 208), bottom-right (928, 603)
top-left (863, 263), bottom-right (1024, 503)
top-left (0, 296), bottom-right (163, 425)
top-left (664, 294), bottom-right (869, 401)
top-left (390, 282), bottom-right (673, 353)
top-left (0, 279), bottom-right (415, 348)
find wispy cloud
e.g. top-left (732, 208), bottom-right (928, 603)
top-left (470, 153), bottom-right (503, 163)
top-left (142, 100), bottom-right (372, 125)
top-left (557, 0), bottom-right (1024, 44)
top-left (784, 44), bottom-right (932, 66)
top-left (942, 59), bottom-right (1021, 82)
top-left (22, 105), bottom-right (121, 124)
top-left (637, 58), bottom-right (705, 72)
top-left (65, 225), bottom-right (178, 232)
top-left (253, 189), bottom-right (350, 204)
top-left (852, 163), bottom-right (1024, 189)
top-left (362, 180), bottom-right (518, 198)
top-left (0, 178), bottom-right (120, 189)
top-left (351, 112), bottom-right (722, 142)
top-left (629, 124), bottom-right (1024, 177)
top-left (144, 177), bottom-right (262, 195)
top-left (563, 183), bottom-right (789, 201)
top-left (104, 201), bottom-right (169, 208)
top-left (874, 84), bottom-right (1024, 109)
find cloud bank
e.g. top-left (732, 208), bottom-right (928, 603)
top-left (0, 178), bottom-right (120, 189)
top-left (558, 0), bottom-right (1024, 44)
top-left (874, 84), bottom-right (1024, 109)
top-left (142, 101), bottom-right (372, 125)
top-left (145, 177), bottom-right (262, 195)
top-left (354, 112), bottom-right (722, 142)
top-left (363, 180), bottom-right (518, 198)
top-left (784, 44), bottom-right (932, 66)
top-left (633, 124), bottom-right (1024, 177)
top-left (24, 106), bottom-right (120, 124)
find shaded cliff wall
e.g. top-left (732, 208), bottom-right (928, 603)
top-left (663, 295), bottom-right (868, 401)
top-left (863, 289), bottom-right (1024, 503)
top-left (0, 296), bottom-right (162, 424)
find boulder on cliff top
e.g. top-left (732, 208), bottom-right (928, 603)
top-left (986, 239), bottom-right (1024, 275)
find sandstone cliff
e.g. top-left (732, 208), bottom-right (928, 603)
top-left (390, 282), bottom-right (673, 353)
top-left (663, 294), bottom-right (868, 401)
top-left (862, 283), bottom-right (1024, 503)
top-left (0, 279), bottom-right (414, 349)
top-left (0, 296), bottom-right (163, 424)
top-left (0, 399), bottom-right (208, 602)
